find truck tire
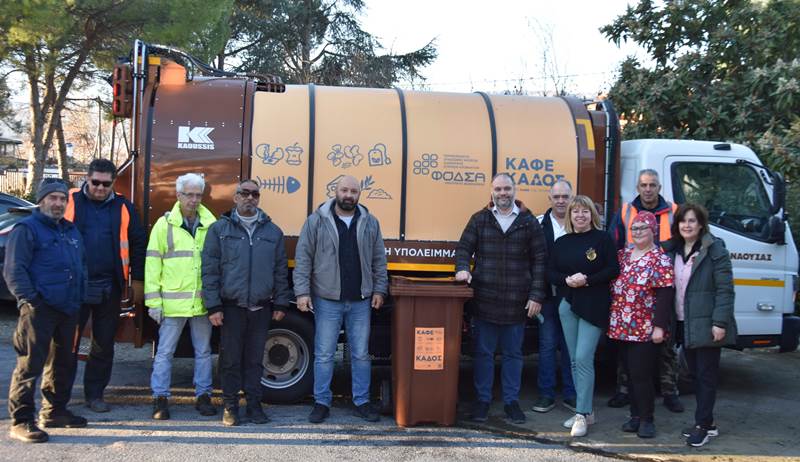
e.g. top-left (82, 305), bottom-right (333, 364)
top-left (779, 316), bottom-right (800, 353)
top-left (261, 310), bottom-right (314, 404)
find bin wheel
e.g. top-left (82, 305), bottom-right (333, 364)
top-left (379, 379), bottom-right (392, 415)
top-left (261, 310), bottom-right (314, 403)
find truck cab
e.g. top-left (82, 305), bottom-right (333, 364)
top-left (621, 139), bottom-right (799, 351)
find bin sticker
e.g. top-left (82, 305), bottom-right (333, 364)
top-left (414, 327), bottom-right (444, 370)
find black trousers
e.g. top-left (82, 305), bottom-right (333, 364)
top-left (8, 303), bottom-right (79, 424)
top-left (70, 285), bottom-right (122, 401)
top-left (685, 344), bottom-right (721, 428)
top-left (621, 340), bottom-right (659, 422)
top-left (219, 305), bottom-right (271, 409)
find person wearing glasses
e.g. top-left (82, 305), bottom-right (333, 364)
top-left (608, 211), bottom-right (675, 439)
top-left (201, 179), bottom-right (292, 426)
top-left (62, 159), bottom-right (147, 413)
top-left (145, 173), bottom-right (217, 421)
top-left (4, 179), bottom-right (87, 443)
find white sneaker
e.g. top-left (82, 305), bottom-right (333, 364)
top-left (571, 413), bottom-right (588, 437)
top-left (562, 412), bottom-right (595, 428)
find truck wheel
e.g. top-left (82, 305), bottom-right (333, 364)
top-left (261, 310), bottom-right (314, 403)
top-left (779, 316), bottom-right (800, 353)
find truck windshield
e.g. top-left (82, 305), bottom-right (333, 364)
top-left (672, 162), bottom-right (773, 240)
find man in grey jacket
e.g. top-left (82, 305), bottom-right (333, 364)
top-left (294, 175), bottom-right (388, 424)
top-left (202, 179), bottom-right (292, 426)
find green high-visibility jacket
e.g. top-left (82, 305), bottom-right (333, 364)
top-left (144, 202), bottom-right (216, 317)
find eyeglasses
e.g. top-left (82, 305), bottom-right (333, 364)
top-left (237, 190), bottom-right (260, 199)
top-left (90, 179), bottom-right (113, 188)
top-left (630, 226), bottom-right (652, 233)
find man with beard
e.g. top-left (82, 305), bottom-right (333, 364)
top-left (294, 175), bottom-right (388, 424)
top-left (5, 178), bottom-right (88, 443)
top-left (455, 173), bottom-right (547, 424)
top-left (202, 179), bottom-right (292, 426)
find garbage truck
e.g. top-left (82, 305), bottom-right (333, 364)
top-left (106, 40), bottom-right (798, 403)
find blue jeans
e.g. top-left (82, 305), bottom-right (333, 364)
top-left (312, 297), bottom-right (372, 407)
top-left (537, 297), bottom-right (576, 400)
top-left (151, 315), bottom-right (213, 398)
top-left (558, 299), bottom-right (603, 414)
top-left (472, 318), bottom-right (525, 405)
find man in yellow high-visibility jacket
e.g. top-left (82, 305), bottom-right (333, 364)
top-left (144, 173), bottom-right (217, 421)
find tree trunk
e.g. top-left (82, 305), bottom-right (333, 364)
top-left (56, 116), bottom-right (69, 182)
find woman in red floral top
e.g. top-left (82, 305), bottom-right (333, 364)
top-left (609, 211), bottom-right (675, 439)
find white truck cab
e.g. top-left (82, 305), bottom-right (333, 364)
top-left (621, 139), bottom-right (799, 351)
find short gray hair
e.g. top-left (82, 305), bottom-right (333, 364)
top-left (176, 173), bottom-right (205, 193)
top-left (550, 178), bottom-right (573, 193)
top-left (638, 169), bottom-right (660, 185)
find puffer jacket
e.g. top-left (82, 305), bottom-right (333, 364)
top-left (663, 233), bottom-right (737, 348)
top-left (294, 199), bottom-right (388, 300)
top-left (202, 208), bottom-right (292, 315)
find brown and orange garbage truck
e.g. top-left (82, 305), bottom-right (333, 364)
top-left (108, 41), bottom-right (797, 403)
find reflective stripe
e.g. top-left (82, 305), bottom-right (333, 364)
top-left (120, 241), bottom-right (130, 249)
top-left (163, 250), bottom-right (194, 259)
top-left (144, 292), bottom-right (162, 300)
top-left (167, 224), bottom-right (175, 253)
top-left (622, 201), bottom-right (677, 244)
top-left (146, 250), bottom-right (162, 258)
top-left (161, 291), bottom-right (199, 300)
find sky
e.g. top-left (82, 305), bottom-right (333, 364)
top-left (360, 0), bottom-right (646, 97)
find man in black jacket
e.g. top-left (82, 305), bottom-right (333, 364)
top-left (65, 159), bottom-right (146, 413)
top-left (532, 179), bottom-right (577, 414)
top-left (202, 179), bottom-right (292, 426)
top-left (455, 173), bottom-right (547, 424)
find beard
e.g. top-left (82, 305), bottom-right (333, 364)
top-left (493, 195), bottom-right (514, 209)
top-left (336, 197), bottom-right (357, 211)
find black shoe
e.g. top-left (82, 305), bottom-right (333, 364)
top-left (470, 401), bottom-right (490, 422)
top-left (38, 410), bottom-right (88, 428)
top-left (621, 417), bottom-right (640, 433)
top-left (223, 408), bottom-right (240, 427)
top-left (353, 403), bottom-right (380, 422)
top-left (503, 401), bottom-right (526, 424)
top-left (152, 397), bottom-right (170, 420)
top-left (195, 394), bottom-right (217, 416)
top-left (531, 396), bottom-right (556, 413)
top-left (663, 394), bottom-right (685, 413)
top-left (562, 397), bottom-right (577, 413)
top-left (637, 420), bottom-right (656, 438)
top-left (9, 422), bottom-right (49, 443)
top-left (86, 398), bottom-right (110, 413)
top-left (682, 424), bottom-right (718, 438)
top-left (308, 403), bottom-right (330, 424)
top-left (245, 405), bottom-right (270, 424)
top-left (607, 392), bottom-right (630, 408)
top-left (686, 425), bottom-right (713, 447)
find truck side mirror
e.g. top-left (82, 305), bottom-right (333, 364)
top-left (763, 216), bottom-right (786, 245)
top-left (769, 171), bottom-right (786, 216)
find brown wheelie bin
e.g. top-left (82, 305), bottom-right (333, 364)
top-left (389, 276), bottom-right (473, 427)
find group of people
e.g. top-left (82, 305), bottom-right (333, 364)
top-left (4, 168), bottom-right (387, 443)
top-left (3, 162), bottom-right (734, 450)
top-left (456, 170), bottom-right (735, 448)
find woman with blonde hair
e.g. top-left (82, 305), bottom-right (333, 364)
top-left (547, 195), bottom-right (619, 437)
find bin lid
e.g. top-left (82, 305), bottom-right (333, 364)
top-left (389, 275), bottom-right (474, 298)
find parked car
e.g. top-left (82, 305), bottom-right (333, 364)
top-left (0, 193), bottom-right (32, 215)
top-left (0, 205), bottom-right (35, 302)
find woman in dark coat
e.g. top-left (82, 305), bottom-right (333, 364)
top-left (663, 203), bottom-right (736, 448)
top-left (548, 195), bottom-right (619, 437)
